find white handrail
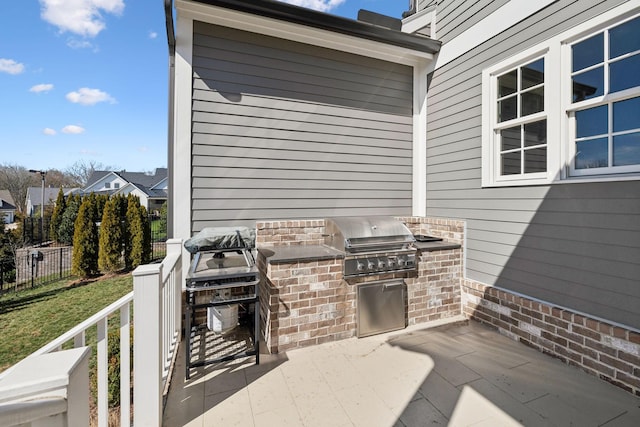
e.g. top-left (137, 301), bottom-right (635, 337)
top-left (0, 238), bottom-right (184, 427)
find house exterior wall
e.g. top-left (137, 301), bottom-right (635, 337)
top-left (190, 22), bottom-right (414, 232)
top-left (423, 0), bottom-right (639, 330)
top-left (418, 0), bottom-right (509, 42)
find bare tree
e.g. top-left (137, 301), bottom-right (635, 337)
top-left (65, 160), bottom-right (114, 187)
top-left (45, 168), bottom-right (82, 188)
top-left (0, 163), bottom-right (39, 215)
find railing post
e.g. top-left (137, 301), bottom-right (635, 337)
top-left (166, 238), bottom-right (183, 341)
top-left (133, 263), bottom-right (163, 427)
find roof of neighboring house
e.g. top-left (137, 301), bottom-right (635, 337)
top-left (0, 190), bottom-right (16, 210)
top-left (26, 187), bottom-right (60, 206)
top-left (192, 0), bottom-right (441, 55)
top-left (85, 168), bottom-right (168, 199)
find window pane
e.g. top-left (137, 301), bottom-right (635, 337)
top-left (498, 96), bottom-right (517, 122)
top-left (576, 138), bottom-right (608, 169)
top-left (576, 105), bottom-right (608, 137)
top-left (521, 87), bottom-right (544, 116)
top-left (524, 120), bottom-right (546, 147)
top-left (501, 126), bottom-right (521, 151)
top-left (572, 32), bottom-right (603, 72)
top-left (613, 97), bottom-right (640, 132)
top-left (498, 70), bottom-right (517, 97)
top-left (524, 147), bottom-right (547, 173)
top-left (610, 16), bottom-right (640, 59)
top-left (613, 132), bottom-right (640, 166)
top-left (501, 151), bottom-right (521, 175)
top-left (522, 58), bottom-right (544, 89)
top-left (610, 54), bottom-right (640, 93)
top-left (572, 67), bottom-right (604, 102)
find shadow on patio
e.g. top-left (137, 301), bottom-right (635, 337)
top-left (163, 319), bottom-right (640, 426)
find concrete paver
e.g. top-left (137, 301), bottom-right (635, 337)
top-left (164, 320), bottom-right (640, 426)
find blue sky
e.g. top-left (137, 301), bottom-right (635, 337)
top-left (0, 1), bottom-right (409, 173)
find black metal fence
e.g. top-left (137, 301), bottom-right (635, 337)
top-left (22, 217), bottom-right (50, 246)
top-left (1, 246), bottom-right (72, 292)
top-left (1, 215), bottom-right (166, 293)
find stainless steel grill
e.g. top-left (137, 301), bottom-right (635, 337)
top-left (324, 216), bottom-right (417, 278)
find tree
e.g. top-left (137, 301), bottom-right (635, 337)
top-left (65, 160), bottom-right (113, 187)
top-left (49, 188), bottom-right (66, 242)
top-left (72, 196), bottom-right (99, 277)
top-left (98, 197), bottom-right (123, 273)
top-left (126, 196), bottom-right (150, 269)
top-left (158, 201), bottom-right (167, 239)
top-left (58, 195), bottom-right (81, 246)
top-left (124, 195), bottom-right (138, 269)
top-left (140, 205), bottom-right (151, 264)
top-left (0, 163), bottom-right (40, 215)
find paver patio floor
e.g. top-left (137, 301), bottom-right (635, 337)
top-left (163, 319), bottom-right (640, 426)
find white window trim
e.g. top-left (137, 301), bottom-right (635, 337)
top-left (482, 2), bottom-right (640, 188)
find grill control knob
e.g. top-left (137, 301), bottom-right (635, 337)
top-left (378, 260), bottom-right (386, 269)
top-left (388, 259), bottom-right (396, 268)
top-left (356, 261), bottom-right (365, 271)
top-left (368, 260), bottom-right (376, 270)
top-left (397, 258), bottom-right (406, 267)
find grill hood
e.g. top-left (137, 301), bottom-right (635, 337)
top-left (324, 216), bottom-right (415, 253)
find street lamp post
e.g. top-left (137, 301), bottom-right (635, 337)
top-left (29, 169), bottom-right (46, 243)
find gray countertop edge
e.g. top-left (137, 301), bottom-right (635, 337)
top-left (259, 241), bottom-right (461, 264)
top-left (259, 245), bottom-right (345, 264)
top-left (415, 241), bottom-right (461, 251)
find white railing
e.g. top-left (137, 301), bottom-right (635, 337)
top-left (132, 239), bottom-right (183, 427)
top-left (0, 238), bottom-right (183, 427)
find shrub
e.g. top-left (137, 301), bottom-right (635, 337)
top-left (126, 197), bottom-right (144, 269)
top-left (49, 188), bottom-right (66, 242)
top-left (58, 196), bottom-right (80, 245)
top-left (72, 195), bottom-right (99, 277)
top-left (98, 197), bottom-right (123, 273)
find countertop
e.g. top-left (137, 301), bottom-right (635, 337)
top-left (259, 240), bottom-right (461, 264)
top-left (414, 240), bottom-right (462, 251)
top-left (259, 245), bottom-right (345, 264)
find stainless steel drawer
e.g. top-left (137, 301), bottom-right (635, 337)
top-left (357, 279), bottom-right (406, 338)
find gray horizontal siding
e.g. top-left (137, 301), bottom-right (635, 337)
top-left (191, 22), bottom-right (413, 230)
top-left (418, 0), bottom-right (510, 43)
top-left (425, 0), bottom-right (640, 328)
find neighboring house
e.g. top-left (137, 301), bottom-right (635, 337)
top-left (25, 187), bottom-right (62, 217)
top-left (0, 190), bottom-right (17, 224)
top-left (166, 0), bottom-right (639, 393)
top-left (84, 169), bottom-right (168, 214)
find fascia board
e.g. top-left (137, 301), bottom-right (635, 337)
top-left (176, 0), bottom-right (433, 66)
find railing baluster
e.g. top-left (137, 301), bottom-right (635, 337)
top-left (74, 331), bottom-right (85, 348)
top-left (97, 318), bottom-right (108, 427)
top-left (120, 304), bottom-right (131, 427)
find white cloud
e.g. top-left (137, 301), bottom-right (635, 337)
top-left (62, 125), bottom-right (85, 134)
top-left (148, 31), bottom-right (158, 39)
top-left (0, 58), bottom-right (25, 75)
top-left (43, 128), bottom-right (57, 135)
top-left (30, 83), bottom-right (54, 93)
top-left (67, 38), bottom-right (95, 50)
top-left (39, 0), bottom-right (125, 38)
top-left (66, 87), bottom-right (116, 106)
top-left (276, 0), bottom-right (345, 12)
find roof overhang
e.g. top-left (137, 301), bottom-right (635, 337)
top-left (175, 0), bottom-right (440, 65)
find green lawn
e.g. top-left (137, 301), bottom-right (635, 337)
top-left (0, 274), bottom-right (133, 373)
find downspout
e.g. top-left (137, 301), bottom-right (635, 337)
top-left (164, 0), bottom-right (176, 238)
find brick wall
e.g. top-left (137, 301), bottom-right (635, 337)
top-left (398, 216), bottom-right (465, 245)
top-left (256, 217), bottom-right (465, 353)
top-left (257, 219), bottom-right (356, 353)
top-left (463, 279), bottom-right (640, 396)
top-left (258, 255), bottom-right (355, 353)
top-left (256, 220), bottom-right (324, 247)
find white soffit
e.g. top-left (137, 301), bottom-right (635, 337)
top-left (176, 0), bottom-right (433, 66)
top-left (433, 0), bottom-right (556, 70)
